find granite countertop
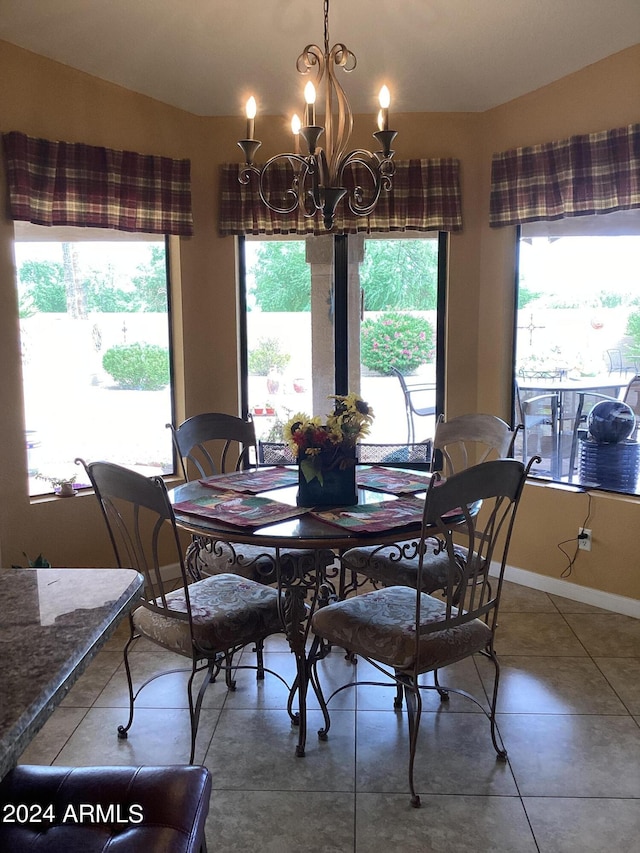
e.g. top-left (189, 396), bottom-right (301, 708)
top-left (0, 567), bottom-right (143, 779)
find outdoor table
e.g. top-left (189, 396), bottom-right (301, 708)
top-left (517, 375), bottom-right (625, 479)
top-left (0, 567), bottom-right (143, 779)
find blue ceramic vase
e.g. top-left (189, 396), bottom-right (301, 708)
top-left (297, 447), bottom-right (357, 507)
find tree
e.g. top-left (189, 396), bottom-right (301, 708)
top-left (250, 242), bottom-right (311, 311)
top-left (18, 259), bottom-right (66, 312)
top-left (84, 245), bottom-right (166, 312)
top-left (130, 245), bottom-right (168, 311)
top-left (62, 242), bottom-right (88, 318)
top-left (84, 268), bottom-right (134, 312)
top-left (18, 243), bottom-right (168, 315)
top-left (518, 285), bottom-right (542, 309)
top-left (626, 309), bottom-right (640, 348)
top-left (249, 239), bottom-right (439, 312)
top-left (360, 240), bottom-right (438, 311)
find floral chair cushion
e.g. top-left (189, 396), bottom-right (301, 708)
top-left (341, 541), bottom-right (467, 593)
top-left (187, 537), bottom-right (335, 585)
top-left (133, 572), bottom-right (282, 657)
top-left (311, 585), bottom-right (491, 671)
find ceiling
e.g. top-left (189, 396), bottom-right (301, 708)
top-left (1, 0), bottom-right (639, 117)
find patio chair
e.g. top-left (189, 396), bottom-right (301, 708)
top-left (391, 366), bottom-right (436, 443)
top-left (514, 382), bottom-right (561, 473)
top-left (311, 458), bottom-right (533, 806)
top-left (567, 375), bottom-right (640, 481)
top-left (567, 390), bottom-right (619, 481)
top-left (606, 349), bottom-right (636, 374)
top-left (622, 374), bottom-right (640, 429)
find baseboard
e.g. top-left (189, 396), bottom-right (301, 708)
top-left (490, 563), bottom-right (640, 619)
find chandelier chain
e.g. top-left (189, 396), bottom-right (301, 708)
top-left (324, 0), bottom-right (330, 56)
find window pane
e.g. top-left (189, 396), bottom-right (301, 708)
top-left (243, 234), bottom-right (441, 463)
top-left (245, 238), bottom-right (314, 450)
top-left (15, 225), bottom-right (174, 496)
top-left (515, 216), bottom-right (640, 495)
top-left (359, 236), bottom-right (438, 445)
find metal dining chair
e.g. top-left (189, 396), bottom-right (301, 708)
top-left (77, 457), bottom-right (287, 764)
top-left (169, 413), bottom-right (336, 585)
top-left (311, 458), bottom-right (535, 807)
top-left (342, 413), bottom-right (521, 597)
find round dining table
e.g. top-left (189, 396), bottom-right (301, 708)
top-left (169, 467), bottom-right (436, 756)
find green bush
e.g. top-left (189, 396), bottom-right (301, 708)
top-left (248, 337), bottom-right (291, 375)
top-left (360, 312), bottom-right (434, 376)
top-left (102, 343), bottom-right (170, 390)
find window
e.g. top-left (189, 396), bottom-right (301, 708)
top-left (242, 233), bottom-right (443, 454)
top-left (515, 211), bottom-right (640, 495)
top-left (15, 223), bottom-right (175, 496)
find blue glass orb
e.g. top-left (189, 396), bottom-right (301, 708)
top-left (587, 400), bottom-right (635, 443)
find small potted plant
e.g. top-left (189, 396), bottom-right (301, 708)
top-left (11, 552), bottom-right (51, 568)
top-left (36, 473), bottom-right (77, 497)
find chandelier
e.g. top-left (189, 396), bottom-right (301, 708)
top-left (237, 0), bottom-right (398, 230)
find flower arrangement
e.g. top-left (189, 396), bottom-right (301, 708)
top-left (284, 393), bottom-right (374, 486)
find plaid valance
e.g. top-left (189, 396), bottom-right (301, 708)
top-left (2, 131), bottom-right (193, 236)
top-left (219, 158), bottom-right (462, 235)
top-left (490, 123), bottom-right (640, 228)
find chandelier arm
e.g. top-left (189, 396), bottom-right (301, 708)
top-left (336, 151), bottom-right (394, 216)
top-left (296, 44), bottom-right (326, 90)
top-left (325, 43), bottom-right (355, 175)
top-left (338, 149), bottom-right (396, 183)
top-left (304, 153), bottom-right (323, 214)
top-left (239, 164), bottom-right (260, 186)
top-left (256, 154), bottom-right (312, 215)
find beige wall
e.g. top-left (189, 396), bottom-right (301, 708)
top-left (0, 39), bottom-right (638, 600)
top-left (476, 47), bottom-right (640, 599)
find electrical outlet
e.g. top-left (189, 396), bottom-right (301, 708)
top-left (578, 528), bottom-right (592, 551)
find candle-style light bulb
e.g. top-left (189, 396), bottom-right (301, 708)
top-left (304, 82), bottom-right (316, 126)
top-left (245, 96), bottom-right (257, 139)
top-left (291, 113), bottom-right (301, 154)
top-left (378, 85), bottom-right (390, 131)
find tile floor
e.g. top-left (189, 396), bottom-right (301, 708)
top-left (19, 580), bottom-right (640, 853)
